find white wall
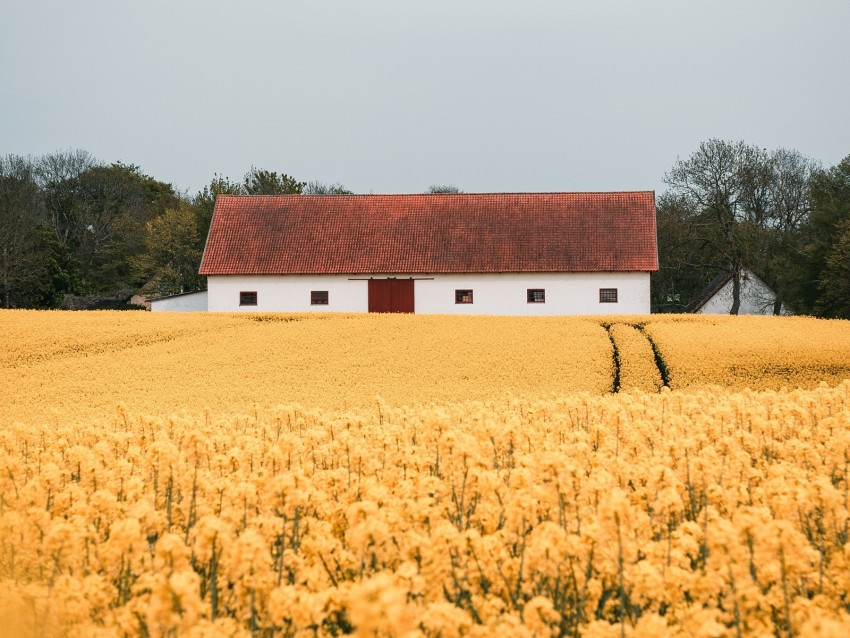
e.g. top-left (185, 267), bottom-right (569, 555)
top-left (150, 290), bottom-right (208, 312)
top-left (697, 270), bottom-right (783, 315)
top-left (208, 275), bottom-right (368, 312)
top-left (207, 272), bottom-right (651, 314)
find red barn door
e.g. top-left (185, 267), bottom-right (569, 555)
top-left (368, 279), bottom-right (414, 313)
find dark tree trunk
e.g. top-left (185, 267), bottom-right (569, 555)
top-left (730, 264), bottom-right (741, 315)
top-left (2, 245), bottom-right (9, 309)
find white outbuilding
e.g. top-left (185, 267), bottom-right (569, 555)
top-left (149, 290), bottom-right (208, 312)
top-left (199, 192), bottom-right (658, 315)
top-left (688, 267), bottom-right (786, 315)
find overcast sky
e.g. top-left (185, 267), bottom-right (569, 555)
top-left (2, 1), bottom-right (848, 198)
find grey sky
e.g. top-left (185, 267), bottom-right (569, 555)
top-left (2, 1), bottom-right (848, 198)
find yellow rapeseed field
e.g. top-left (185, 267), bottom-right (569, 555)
top-left (2, 310), bottom-right (850, 637)
top-left (640, 315), bottom-right (850, 391)
top-left (1, 311), bottom-right (612, 424)
top-left (3, 312), bottom-right (850, 426)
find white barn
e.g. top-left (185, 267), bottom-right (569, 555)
top-left (199, 192), bottom-right (658, 315)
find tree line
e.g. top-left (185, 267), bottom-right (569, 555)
top-left (1, 143), bottom-right (848, 317)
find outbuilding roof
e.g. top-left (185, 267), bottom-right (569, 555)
top-left (199, 192), bottom-right (658, 275)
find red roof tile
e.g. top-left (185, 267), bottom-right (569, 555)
top-left (199, 192), bottom-right (658, 275)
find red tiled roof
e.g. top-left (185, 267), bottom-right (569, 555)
top-left (199, 192), bottom-right (658, 275)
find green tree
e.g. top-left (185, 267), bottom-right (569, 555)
top-left (788, 155), bottom-right (850, 315)
top-left (68, 162), bottom-right (180, 294)
top-left (0, 155), bottom-right (73, 308)
top-left (243, 167), bottom-right (305, 195)
top-left (1, 155), bottom-right (44, 307)
top-left (19, 227), bottom-right (74, 308)
top-left (35, 154), bottom-right (181, 297)
top-left (37, 149), bottom-right (97, 249)
top-left (748, 148), bottom-right (819, 314)
top-left (815, 218), bottom-right (850, 318)
top-left (133, 206), bottom-right (203, 297)
top-left (305, 181), bottom-right (353, 194)
top-left (427, 184), bottom-right (462, 193)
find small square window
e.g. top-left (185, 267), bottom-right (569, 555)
top-left (599, 288), bottom-right (618, 303)
top-left (311, 290), bottom-right (328, 305)
top-left (239, 291), bottom-right (257, 306)
top-left (527, 289), bottom-right (545, 303)
top-left (455, 289), bottom-right (473, 304)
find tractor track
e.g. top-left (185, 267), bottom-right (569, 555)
top-left (603, 322), bottom-right (670, 393)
